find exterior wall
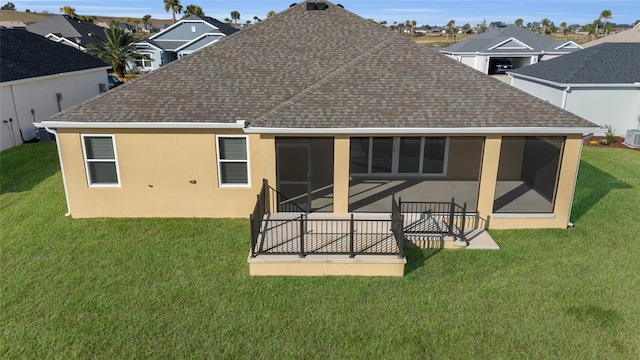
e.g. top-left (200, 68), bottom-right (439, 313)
top-left (153, 21), bottom-right (220, 41)
top-left (565, 87), bottom-right (640, 135)
top-left (1, 68), bottom-right (108, 151)
top-left (460, 56), bottom-right (475, 68)
top-left (512, 78), bottom-right (640, 136)
top-left (511, 77), bottom-right (564, 107)
top-left (179, 35), bottom-right (221, 53)
top-left (58, 128), bottom-right (263, 218)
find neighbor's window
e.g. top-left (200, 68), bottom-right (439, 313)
top-left (82, 135), bottom-right (120, 186)
top-left (350, 137), bottom-right (448, 175)
top-left (217, 136), bottom-right (250, 186)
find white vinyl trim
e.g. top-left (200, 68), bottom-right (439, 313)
top-left (174, 33), bottom-right (222, 52)
top-left (215, 135), bottom-right (251, 188)
top-left (81, 134), bottom-right (121, 188)
top-left (554, 41), bottom-right (583, 50)
top-left (243, 126), bottom-right (603, 135)
top-left (487, 37), bottom-right (534, 51)
top-left (509, 72), bottom-right (640, 89)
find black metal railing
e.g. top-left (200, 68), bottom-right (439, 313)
top-left (399, 197), bottom-right (468, 244)
top-left (391, 194), bottom-right (404, 258)
top-left (253, 215), bottom-right (403, 257)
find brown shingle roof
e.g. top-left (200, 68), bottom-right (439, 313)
top-left (51, 1), bottom-right (596, 129)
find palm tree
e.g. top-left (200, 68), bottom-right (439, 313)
top-left (593, 18), bottom-right (602, 39)
top-left (540, 18), bottom-right (550, 35)
top-left (411, 20), bottom-right (417, 36)
top-left (461, 23), bottom-right (471, 38)
top-left (446, 19), bottom-right (456, 43)
top-left (514, 18), bottom-right (523, 27)
top-left (560, 22), bottom-right (569, 39)
top-left (164, 0), bottom-right (182, 23)
top-left (267, 10), bottom-right (276, 18)
top-left (59, 5), bottom-right (77, 18)
top-left (600, 10), bottom-right (612, 35)
top-left (230, 10), bottom-right (240, 27)
top-left (183, 4), bottom-right (204, 18)
top-left (87, 27), bottom-right (136, 79)
top-left (142, 14), bottom-right (152, 31)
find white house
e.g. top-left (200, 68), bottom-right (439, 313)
top-left (0, 29), bottom-right (110, 151)
top-left (509, 43), bottom-right (640, 137)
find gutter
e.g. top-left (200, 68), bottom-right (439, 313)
top-left (509, 72), bottom-right (640, 89)
top-left (35, 120), bottom-right (246, 129)
top-left (45, 127), bottom-right (72, 217)
top-left (242, 126), bottom-right (602, 135)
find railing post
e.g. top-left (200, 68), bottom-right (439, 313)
top-left (448, 197), bottom-right (455, 236)
top-left (263, 179), bottom-right (270, 214)
top-left (299, 214), bottom-right (305, 258)
top-left (461, 202), bottom-right (467, 244)
top-left (349, 214), bottom-right (355, 258)
top-left (250, 213), bottom-right (256, 257)
top-left (398, 215), bottom-right (404, 258)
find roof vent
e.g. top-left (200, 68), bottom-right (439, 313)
top-left (306, 2), bottom-right (329, 10)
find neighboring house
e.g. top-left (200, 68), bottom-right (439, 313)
top-left (38, 1), bottom-right (599, 275)
top-left (442, 24), bottom-right (582, 74)
top-left (581, 23), bottom-right (640, 47)
top-left (510, 43), bottom-right (640, 137)
top-left (0, 29), bottom-right (110, 151)
top-left (0, 21), bottom-right (27, 29)
top-left (26, 15), bottom-right (106, 52)
top-left (133, 15), bottom-right (237, 72)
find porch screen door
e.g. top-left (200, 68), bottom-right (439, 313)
top-left (276, 143), bottom-right (311, 212)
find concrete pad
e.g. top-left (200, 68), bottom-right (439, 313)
top-left (465, 229), bottom-right (500, 250)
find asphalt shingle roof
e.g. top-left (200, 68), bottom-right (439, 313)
top-left (510, 43), bottom-right (640, 84)
top-left (0, 29), bottom-right (109, 83)
top-left (443, 24), bottom-right (579, 54)
top-left (50, 1), bottom-right (596, 129)
top-left (25, 15), bottom-right (107, 48)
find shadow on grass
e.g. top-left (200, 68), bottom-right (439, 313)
top-left (404, 247), bottom-right (441, 275)
top-left (570, 160), bottom-right (632, 222)
top-left (564, 305), bottom-right (621, 328)
top-left (0, 142), bottom-right (59, 194)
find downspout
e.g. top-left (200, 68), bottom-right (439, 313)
top-left (567, 132), bottom-right (593, 227)
top-left (45, 127), bottom-right (72, 217)
top-left (561, 86), bottom-right (571, 109)
top-left (10, 85), bottom-right (23, 145)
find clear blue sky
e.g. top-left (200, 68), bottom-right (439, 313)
top-left (12, 0), bottom-right (640, 26)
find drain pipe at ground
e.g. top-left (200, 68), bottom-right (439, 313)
top-left (45, 126), bottom-right (72, 217)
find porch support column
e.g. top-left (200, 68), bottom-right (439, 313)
top-left (333, 135), bottom-right (350, 214)
top-left (476, 135), bottom-right (502, 225)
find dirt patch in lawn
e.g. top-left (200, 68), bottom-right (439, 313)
top-left (583, 136), bottom-right (640, 151)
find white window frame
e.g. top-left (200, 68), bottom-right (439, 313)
top-left (351, 136), bottom-right (449, 177)
top-left (216, 135), bottom-right (251, 187)
top-left (81, 134), bottom-right (121, 188)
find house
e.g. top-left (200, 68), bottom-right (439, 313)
top-left (0, 29), bottom-right (110, 151)
top-left (581, 23), bottom-right (640, 48)
top-left (26, 15), bottom-right (106, 52)
top-left (509, 43), bottom-right (640, 137)
top-left (441, 24), bottom-right (582, 74)
top-left (38, 1), bottom-right (598, 275)
top-left (133, 15), bottom-right (238, 72)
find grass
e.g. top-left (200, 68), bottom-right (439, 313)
top-left (2, 143), bottom-right (640, 359)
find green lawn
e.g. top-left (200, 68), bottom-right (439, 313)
top-left (2, 143), bottom-right (639, 359)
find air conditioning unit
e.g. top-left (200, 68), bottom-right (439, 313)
top-left (624, 129), bottom-right (640, 148)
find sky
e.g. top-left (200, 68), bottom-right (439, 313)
top-left (10, 0), bottom-right (640, 26)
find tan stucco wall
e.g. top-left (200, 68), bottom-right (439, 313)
top-left (59, 128), bottom-right (264, 218)
top-left (333, 135), bottom-right (351, 213)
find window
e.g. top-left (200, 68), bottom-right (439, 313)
top-left (350, 137), bottom-right (448, 175)
top-left (82, 135), bottom-right (120, 186)
top-left (217, 136), bottom-right (250, 186)
top-left (134, 59), bottom-right (152, 68)
top-left (191, 25), bottom-right (196, 32)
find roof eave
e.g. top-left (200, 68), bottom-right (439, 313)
top-left (36, 120), bottom-right (247, 129)
top-left (509, 72), bottom-right (640, 88)
top-left (243, 126), bottom-right (603, 135)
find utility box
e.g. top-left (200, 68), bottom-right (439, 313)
top-left (36, 128), bottom-right (54, 142)
top-left (624, 129), bottom-right (640, 148)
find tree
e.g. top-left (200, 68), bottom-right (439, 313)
top-left (267, 10), bottom-right (276, 18)
top-left (164, 0), bottom-right (182, 23)
top-left (411, 20), bottom-right (417, 36)
top-left (253, 16), bottom-right (261, 23)
top-left (183, 4), bottom-right (204, 18)
top-left (479, 18), bottom-right (487, 33)
top-left (593, 18), bottom-right (602, 38)
top-left (446, 19), bottom-right (456, 43)
top-left (142, 14), bottom-right (152, 30)
top-left (560, 22), bottom-right (569, 38)
top-left (1, 2), bottom-right (16, 10)
top-left (87, 27), bottom-right (137, 79)
top-left (230, 10), bottom-right (240, 27)
top-left (540, 18), bottom-right (551, 34)
top-left (461, 23), bottom-right (472, 38)
top-left (514, 18), bottom-right (523, 27)
top-left (223, 18), bottom-right (231, 24)
top-left (59, 5), bottom-right (77, 18)
top-left (600, 10), bottom-right (612, 35)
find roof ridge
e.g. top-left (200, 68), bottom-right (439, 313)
top-left (255, 35), bottom-right (398, 123)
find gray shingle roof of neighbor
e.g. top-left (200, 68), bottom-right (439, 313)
top-left (510, 43), bottom-right (640, 84)
top-left (50, 1), bottom-right (596, 129)
top-left (0, 29), bottom-right (109, 83)
top-left (442, 24), bottom-right (580, 53)
top-left (25, 15), bottom-right (107, 48)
